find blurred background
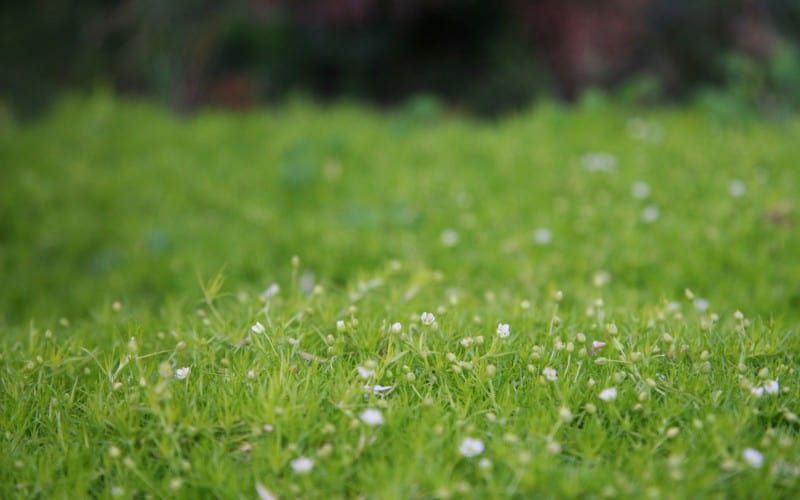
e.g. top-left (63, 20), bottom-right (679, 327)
top-left (2, 0), bottom-right (800, 117)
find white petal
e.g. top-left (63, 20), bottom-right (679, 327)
top-left (256, 483), bottom-right (277, 500)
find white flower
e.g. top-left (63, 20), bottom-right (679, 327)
top-left (729, 179), bottom-right (746, 198)
top-left (357, 366), bottom-right (375, 379)
top-left (460, 337), bottom-right (474, 347)
top-left (372, 384), bottom-right (394, 396)
top-left (175, 367), bottom-right (191, 380)
top-left (251, 322), bottom-right (266, 334)
top-left (593, 270), bottom-right (611, 287)
top-left (743, 448), bottom-right (764, 469)
top-left (336, 320), bottom-right (346, 332)
top-left (256, 483), bottom-right (277, 500)
top-left (478, 458), bottom-right (492, 469)
top-left (581, 152), bottom-right (617, 172)
top-left (599, 387), bottom-right (617, 401)
top-left (441, 229), bottom-right (459, 247)
top-left (627, 118), bottom-right (663, 142)
top-left (421, 312), bottom-right (436, 325)
top-left (290, 456), bottom-right (314, 474)
top-left (261, 283), bottom-right (280, 299)
top-left (533, 227), bottom-right (552, 245)
top-left (750, 386), bottom-right (764, 398)
top-left (694, 298), bottom-right (710, 312)
top-left (631, 181), bottom-right (651, 200)
top-left (764, 380), bottom-right (779, 395)
top-left (359, 408), bottom-right (384, 426)
top-left (459, 437), bottom-right (485, 458)
top-left (496, 323), bottom-right (510, 338)
top-left (641, 205), bottom-right (660, 223)
top-left (542, 367), bottom-right (558, 381)
top-left (390, 322), bottom-right (402, 333)
top-left (591, 340), bottom-right (606, 350)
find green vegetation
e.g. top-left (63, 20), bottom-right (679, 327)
top-left (1, 95), bottom-right (799, 498)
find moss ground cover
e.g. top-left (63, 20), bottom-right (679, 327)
top-left (1, 95), bottom-right (799, 497)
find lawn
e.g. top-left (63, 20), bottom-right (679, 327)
top-left (1, 94), bottom-right (799, 498)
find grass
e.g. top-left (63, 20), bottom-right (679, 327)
top-left (1, 93), bottom-right (799, 498)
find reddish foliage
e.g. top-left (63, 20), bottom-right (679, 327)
top-left (511, 0), bottom-right (649, 97)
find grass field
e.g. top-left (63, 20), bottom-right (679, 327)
top-left (1, 94), bottom-right (799, 498)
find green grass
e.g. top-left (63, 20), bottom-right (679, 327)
top-left (1, 94), bottom-right (799, 498)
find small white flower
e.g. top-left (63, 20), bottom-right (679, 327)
top-left (743, 448), bottom-right (764, 469)
top-left (694, 298), bottom-right (710, 312)
top-left (441, 229), bottom-right (459, 247)
top-left (764, 380), bottom-right (779, 395)
top-left (729, 179), bottom-right (746, 198)
top-left (641, 205), bottom-right (660, 223)
top-left (290, 456), bottom-right (314, 474)
top-left (627, 118), bottom-right (663, 142)
top-left (372, 384), bottom-right (394, 396)
top-left (542, 367), bottom-right (558, 381)
top-left (533, 227), bottom-right (552, 245)
top-left (460, 337), bottom-right (474, 347)
top-left (390, 322), bottom-right (402, 333)
top-left (581, 152), bottom-right (617, 172)
top-left (359, 408), bottom-right (384, 426)
top-left (591, 340), bottom-right (606, 350)
top-left (750, 386), bottom-right (764, 398)
top-left (256, 483), bottom-right (277, 500)
top-left (593, 270), bottom-right (611, 287)
top-left (421, 312), bottom-right (436, 325)
top-left (357, 366), bottom-right (375, 379)
top-left (478, 457), bottom-right (492, 469)
top-left (175, 367), bottom-right (191, 380)
top-left (336, 320), bottom-right (346, 332)
top-left (261, 283), bottom-right (280, 299)
top-left (496, 323), bottom-right (510, 338)
top-left (459, 437), bottom-right (485, 458)
top-left (631, 181), bottom-right (651, 200)
top-left (599, 387), bottom-right (617, 401)
top-left (251, 322), bottom-right (266, 334)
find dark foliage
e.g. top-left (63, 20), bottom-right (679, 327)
top-left (1, 0), bottom-right (798, 116)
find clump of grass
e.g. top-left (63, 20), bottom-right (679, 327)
top-left (1, 95), bottom-right (799, 497)
top-left (2, 265), bottom-right (798, 497)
